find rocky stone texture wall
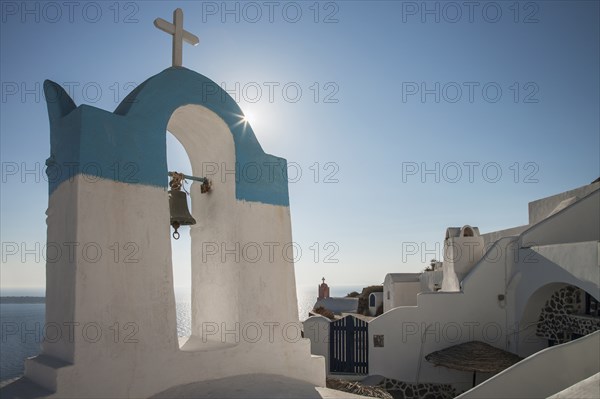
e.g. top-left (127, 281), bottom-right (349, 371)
top-left (536, 286), bottom-right (600, 344)
top-left (377, 377), bottom-right (457, 399)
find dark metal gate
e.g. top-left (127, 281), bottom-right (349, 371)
top-left (329, 316), bottom-right (369, 374)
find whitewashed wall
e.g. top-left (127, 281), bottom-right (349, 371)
top-left (25, 104), bottom-right (325, 398)
top-left (370, 237), bottom-right (514, 387)
top-left (303, 316), bottom-right (331, 372)
top-left (458, 331), bottom-right (600, 398)
top-left (528, 181), bottom-right (600, 225)
top-left (383, 274), bottom-right (422, 312)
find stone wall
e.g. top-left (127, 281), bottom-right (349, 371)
top-left (536, 286), bottom-right (600, 344)
top-left (377, 377), bottom-right (457, 399)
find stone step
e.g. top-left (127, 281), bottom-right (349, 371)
top-left (24, 354), bottom-right (71, 393)
top-left (0, 376), bottom-right (53, 399)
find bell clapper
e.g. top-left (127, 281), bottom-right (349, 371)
top-left (172, 221), bottom-right (181, 240)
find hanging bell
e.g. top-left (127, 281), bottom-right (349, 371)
top-left (169, 189), bottom-right (196, 239)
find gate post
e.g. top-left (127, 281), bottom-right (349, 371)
top-left (346, 316), bottom-right (355, 373)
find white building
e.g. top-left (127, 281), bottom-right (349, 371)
top-left (383, 267), bottom-right (444, 313)
top-left (383, 273), bottom-right (421, 311)
top-left (305, 180), bottom-right (600, 397)
top-left (368, 292), bottom-right (384, 316)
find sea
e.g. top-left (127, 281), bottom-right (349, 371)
top-left (0, 285), bottom-right (362, 382)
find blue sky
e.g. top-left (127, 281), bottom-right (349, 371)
top-left (1, 1), bottom-right (599, 294)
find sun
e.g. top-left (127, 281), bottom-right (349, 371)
top-left (243, 111), bottom-right (255, 126)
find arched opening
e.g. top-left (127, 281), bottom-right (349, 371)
top-left (461, 226), bottom-right (474, 237)
top-left (165, 104), bottom-right (240, 350)
top-left (518, 282), bottom-right (600, 357)
top-left (166, 132), bottom-right (193, 338)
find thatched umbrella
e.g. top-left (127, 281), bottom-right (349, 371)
top-left (425, 341), bottom-right (523, 387)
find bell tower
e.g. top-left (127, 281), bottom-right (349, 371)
top-left (318, 277), bottom-right (330, 300)
top-left (23, 9), bottom-right (324, 398)
top-left (442, 225), bottom-right (485, 291)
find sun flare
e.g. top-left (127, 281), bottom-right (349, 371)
top-left (243, 111), bottom-right (255, 126)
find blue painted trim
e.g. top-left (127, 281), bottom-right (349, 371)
top-left (44, 67), bottom-right (289, 207)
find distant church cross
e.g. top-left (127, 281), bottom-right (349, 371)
top-left (154, 8), bottom-right (199, 67)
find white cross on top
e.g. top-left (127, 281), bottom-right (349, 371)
top-left (154, 8), bottom-right (199, 67)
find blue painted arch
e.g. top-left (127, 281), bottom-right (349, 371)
top-left (44, 67), bottom-right (289, 206)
